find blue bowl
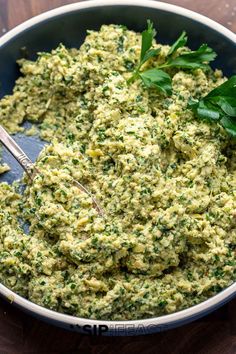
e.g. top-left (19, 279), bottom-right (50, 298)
top-left (0, 0), bottom-right (236, 335)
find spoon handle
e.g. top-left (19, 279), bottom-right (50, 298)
top-left (0, 125), bottom-right (35, 179)
top-left (0, 125), bottom-right (104, 216)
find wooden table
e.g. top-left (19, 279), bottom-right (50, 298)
top-left (0, 1), bottom-right (235, 353)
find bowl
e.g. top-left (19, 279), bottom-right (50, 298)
top-left (0, 0), bottom-right (236, 336)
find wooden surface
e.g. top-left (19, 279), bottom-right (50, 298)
top-left (0, 0), bottom-right (236, 353)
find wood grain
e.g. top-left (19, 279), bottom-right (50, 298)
top-left (158, 0), bottom-right (236, 32)
top-left (0, 1), bottom-right (235, 353)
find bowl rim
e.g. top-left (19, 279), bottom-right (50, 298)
top-left (0, 0), bottom-right (235, 47)
top-left (0, 0), bottom-right (235, 330)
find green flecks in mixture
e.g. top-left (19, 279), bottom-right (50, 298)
top-left (0, 24), bottom-right (235, 320)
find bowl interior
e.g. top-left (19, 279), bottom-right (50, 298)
top-left (0, 1), bottom-right (236, 333)
top-left (0, 4), bottom-right (235, 183)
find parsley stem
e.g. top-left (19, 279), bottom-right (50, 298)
top-left (157, 63), bottom-right (169, 69)
top-left (127, 65), bottom-right (141, 84)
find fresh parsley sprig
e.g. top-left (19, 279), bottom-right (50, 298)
top-left (189, 76), bottom-right (236, 137)
top-left (128, 22), bottom-right (217, 95)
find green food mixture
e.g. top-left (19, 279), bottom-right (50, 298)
top-left (0, 25), bottom-right (235, 320)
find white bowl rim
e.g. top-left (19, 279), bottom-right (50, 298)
top-left (0, 0), bottom-right (235, 47)
top-left (0, 0), bottom-right (235, 330)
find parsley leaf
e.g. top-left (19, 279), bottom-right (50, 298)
top-left (139, 69), bottom-right (172, 95)
top-left (161, 44), bottom-right (217, 70)
top-left (140, 48), bottom-right (161, 67)
top-left (128, 20), bottom-right (161, 85)
top-left (140, 20), bottom-right (157, 62)
top-left (167, 31), bottom-right (188, 56)
top-left (220, 116), bottom-right (236, 137)
top-left (189, 76), bottom-right (236, 136)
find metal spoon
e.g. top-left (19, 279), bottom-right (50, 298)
top-left (0, 125), bottom-right (104, 216)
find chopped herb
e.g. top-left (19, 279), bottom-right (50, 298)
top-left (159, 300), bottom-right (168, 308)
top-left (72, 159), bottom-right (80, 165)
top-left (117, 35), bottom-right (125, 53)
top-left (136, 95), bottom-right (143, 102)
top-left (35, 197), bottom-right (42, 206)
top-left (80, 144), bottom-right (86, 153)
top-left (124, 60), bottom-right (135, 71)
